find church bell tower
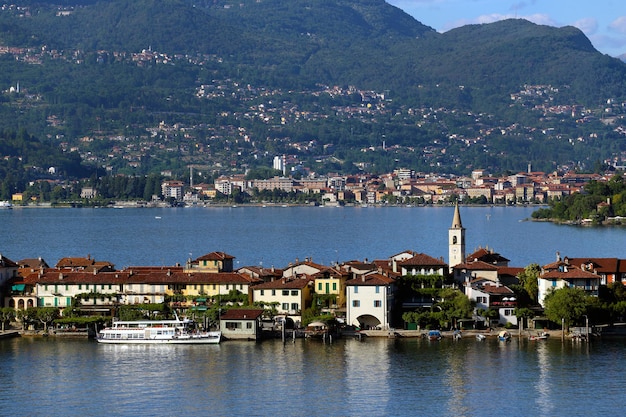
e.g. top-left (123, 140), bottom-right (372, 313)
top-left (449, 203), bottom-right (465, 272)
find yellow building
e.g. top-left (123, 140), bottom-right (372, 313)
top-left (312, 269), bottom-right (348, 312)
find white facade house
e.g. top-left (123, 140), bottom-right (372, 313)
top-left (161, 180), bottom-right (184, 200)
top-left (346, 273), bottom-right (395, 330)
top-left (251, 278), bottom-right (313, 322)
top-left (538, 265), bottom-right (601, 307)
top-left (466, 279), bottom-right (518, 327)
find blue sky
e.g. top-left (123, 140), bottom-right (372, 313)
top-left (387, 0), bottom-right (626, 58)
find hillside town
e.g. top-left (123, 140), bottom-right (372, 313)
top-left (1, 206), bottom-right (621, 340)
top-left (200, 165), bottom-right (610, 206)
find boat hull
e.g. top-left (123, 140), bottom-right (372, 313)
top-left (97, 333), bottom-right (221, 345)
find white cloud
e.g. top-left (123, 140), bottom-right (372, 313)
top-left (608, 16), bottom-right (626, 34)
top-left (572, 18), bottom-right (598, 36)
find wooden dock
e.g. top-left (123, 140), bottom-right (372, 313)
top-left (0, 330), bottom-right (20, 339)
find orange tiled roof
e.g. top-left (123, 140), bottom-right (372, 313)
top-left (346, 273), bottom-right (395, 286)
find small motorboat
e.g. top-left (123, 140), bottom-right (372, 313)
top-left (498, 330), bottom-right (511, 342)
top-left (476, 334), bottom-right (486, 341)
top-left (529, 331), bottom-right (549, 341)
top-left (427, 330), bottom-right (442, 341)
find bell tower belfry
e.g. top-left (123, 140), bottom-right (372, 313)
top-left (449, 203), bottom-right (466, 272)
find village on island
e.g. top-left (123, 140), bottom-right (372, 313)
top-left (0, 205), bottom-right (621, 343)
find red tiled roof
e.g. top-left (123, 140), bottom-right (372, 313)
top-left (220, 308), bottom-right (264, 320)
top-left (252, 278), bottom-right (312, 290)
top-left (541, 269), bottom-right (601, 280)
top-left (498, 267), bottom-right (524, 277)
top-left (399, 253), bottom-right (447, 267)
top-left (55, 257), bottom-right (96, 268)
top-left (454, 260), bottom-right (499, 271)
top-left (24, 270), bottom-right (261, 285)
top-left (346, 273), bottom-right (395, 286)
top-left (473, 283), bottom-right (514, 295)
top-left (565, 258), bottom-right (619, 273)
top-left (196, 251), bottom-right (235, 261)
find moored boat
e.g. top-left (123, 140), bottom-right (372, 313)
top-left (97, 316), bottom-right (221, 344)
top-left (427, 330), bottom-right (442, 341)
top-left (498, 330), bottom-right (511, 342)
top-left (529, 331), bottom-right (549, 341)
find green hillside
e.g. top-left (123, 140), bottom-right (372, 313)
top-left (0, 0), bottom-right (623, 181)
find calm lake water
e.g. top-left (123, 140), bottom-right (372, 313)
top-left (1, 206), bottom-right (626, 416)
top-left (1, 336), bottom-right (626, 416)
top-left (1, 205), bottom-right (625, 269)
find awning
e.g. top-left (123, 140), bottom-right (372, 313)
top-left (195, 298), bottom-right (207, 302)
top-left (191, 306), bottom-right (207, 311)
top-left (11, 284), bottom-right (25, 291)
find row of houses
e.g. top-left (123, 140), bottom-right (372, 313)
top-left (196, 169), bottom-right (608, 205)
top-left (2, 208), bottom-right (626, 337)
top-left (3, 249), bottom-right (624, 332)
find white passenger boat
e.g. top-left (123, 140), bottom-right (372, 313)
top-left (97, 316), bottom-right (221, 344)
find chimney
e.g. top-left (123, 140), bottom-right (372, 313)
top-left (361, 275), bottom-right (365, 282)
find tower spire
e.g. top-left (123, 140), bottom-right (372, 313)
top-left (451, 202), bottom-right (463, 229)
top-left (448, 202), bottom-right (466, 273)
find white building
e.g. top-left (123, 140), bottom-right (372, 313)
top-left (161, 180), bottom-right (184, 200)
top-left (346, 273), bottom-right (395, 330)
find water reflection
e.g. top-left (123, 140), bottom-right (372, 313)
top-left (535, 341), bottom-right (555, 417)
top-left (345, 337), bottom-right (390, 415)
top-left (3, 337), bottom-right (626, 416)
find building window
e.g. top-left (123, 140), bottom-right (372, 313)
top-left (246, 322), bottom-right (253, 329)
top-left (332, 283), bottom-right (337, 291)
top-left (282, 290), bottom-right (290, 296)
top-left (354, 287), bottom-right (358, 294)
top-left (318, 283), bottom-right (322, 291)
top-left (282, 303), bottom-right (289, 311)
top-left (291, 290), bottom-right (298, 296)
top-left (291, 303), bottom-right (299, 311)
top-left (226, 322), bottom-right (241, 330)
top-left (352, 300), bottom-right (360, 307)
top-left (374, 300), bottom-right (382, 308)
top-left (504, 309), bottom-right (513, 316)
top-left (375, 286), bottom-right (380, 294)
top-left (272, 290), bottom-right (276, 296)
top-left (260, 290), bottom-right (264, 296)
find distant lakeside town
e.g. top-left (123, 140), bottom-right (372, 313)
top-left (1, 205), bottom-right (624, 342)
top-left (6, 165), bottom-right (622, 209)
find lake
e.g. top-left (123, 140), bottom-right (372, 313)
top-left (1, 335), bottom-right (626, 416)
top-left (1, 205), bottom-right (626, 416)
top-left (0, 205), bottom-right (625, 269)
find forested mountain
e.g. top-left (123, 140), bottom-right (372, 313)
top-left (0, 0), bottom-right (624, 183)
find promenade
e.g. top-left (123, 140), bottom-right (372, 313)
top-left (0, 330), bottom-right (20, 339)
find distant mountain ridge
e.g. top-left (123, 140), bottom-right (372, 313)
top-left (4, 0), bottom-right (623, 104)
top-left (0, 0), bottom-right (624, 183)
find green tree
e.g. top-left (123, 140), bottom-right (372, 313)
top-left (36, 307), bottom-right (60, 333)
top-left (436, 288), bottom-right (474, 329)
top-left (0, 307), bottom-right (16, 331)
top-left (518, 264), bottom-right (540, 303)
top-left (543, 287), bottom-right (589, 330)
